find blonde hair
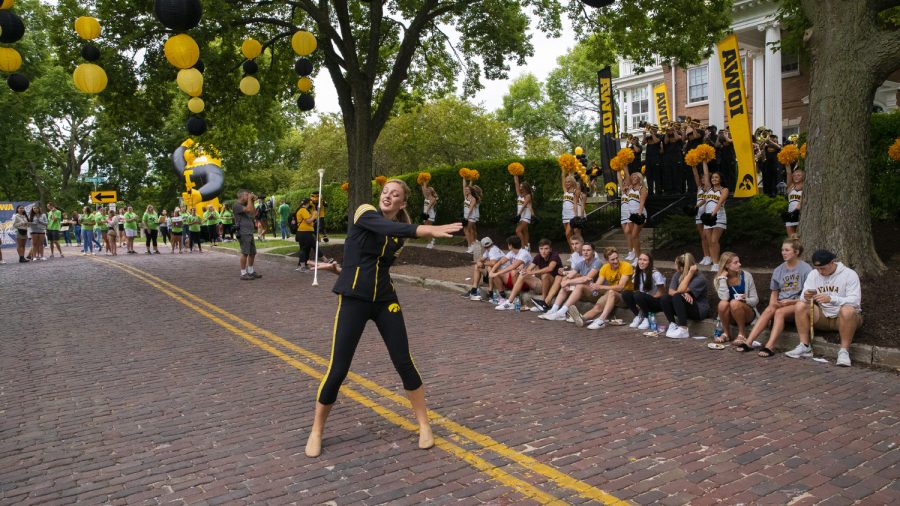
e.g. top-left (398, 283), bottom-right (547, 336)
top-left (675, 252), bottom-right (696, 273)
top-left (783, 235), bottom-right (803, 255)
top-left (603, 246), bottom-right (619, 260)
top-left (469, 184), bottom-right (483, 200)
top-left (717, 251), bottom-right (738, 278)
top-left (385, 178), bottom-right (411, 224)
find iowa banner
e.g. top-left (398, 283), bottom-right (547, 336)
top-left (652, 82), bottom-right (670, 126)
top-left (597, 66), bottom-right (619, 172)
top-left (716, 34), bottom-right (758, 197)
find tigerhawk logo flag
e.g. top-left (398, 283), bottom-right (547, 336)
top-left (717, 34), bottom-right (758, 197)
top-left (653, 82), bottom-right (670, 126)
top-left (597, 66), bottom-right (616, 136)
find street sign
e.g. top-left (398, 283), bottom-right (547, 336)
top-left (91, 191), bottom-right (118, 203)
top-left (82, 177), bottom-right (106, 184)
top-left (108, 203), bottom-right (117, 212)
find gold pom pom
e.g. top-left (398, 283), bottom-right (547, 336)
top-left (458, 167), bottom-right (469, 179)
top-left (800, 143), bottom-right (807, 160)
top-left (778, 144), bottom-right (801, 166)
top-left (616, 148), bottom-right (635, 165)
top-left (507, 162), bottom-right (525, 176)
top-left (417, 172), bottom-right (431, 185)
top-left (610, 155), bottom-right (626, 172)
top-left (340, 182), bottom-right (349, 192)
top-left (684, 149), bottom-right (700, 168)
top-left (558, 153), bottom-right (579, 174)
top-left (375, 175), bottom-right (387, 186)
top-left (888, 138), bottom-right (900, 162)
top-left (695, 144), bottom-right (716, 163)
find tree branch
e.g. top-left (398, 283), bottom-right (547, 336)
top-left (365, 0), bottom-right (385, 90)
top-left (868, 26), bottom-right (900, 80)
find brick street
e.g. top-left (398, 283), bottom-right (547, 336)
top-left (1, 249), bottom-right (898, 505)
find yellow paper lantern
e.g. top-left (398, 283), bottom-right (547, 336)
top-left (1, 0), bottom-right (15, 10)
top-left (291, 31), bottom-right (317, 56)
top-left (0, 47), bottom-right (22, 73)
top-left (241, 38), bottom-right (262, 60)
top-left (176, 68), bottom-right (203, 97)
top-left (239, 75), bottom-right (260, 96)
top-left (574, 146), bottom-right (583, 156)
top-left (164, 34), bottom-right (200, 69)
top-left (187, 97), bottom-right (205, 113)
top-left (74, 16), bottom-right (101, 40)
top-left (297, 77), bottom-right (313, 93)
top-left (72, 63), bottom-right (108, 94)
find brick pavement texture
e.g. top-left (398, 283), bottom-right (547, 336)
top-left (0, 249), bottom-right (898, 505)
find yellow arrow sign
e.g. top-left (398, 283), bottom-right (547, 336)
top-left (91, 190), bottom-right (118, 203)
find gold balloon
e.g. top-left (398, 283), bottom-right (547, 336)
top-left (574, 146), bottom-right (584, 156)
top-left (188, 97), bottom-right (205, 113)
top-left (239, 75), bottom-right (260, 96)
top-left (296, 77), bottom-right (313, 93)
top-left (291, 31), bottom-right (317, 56)
top-left (164, 34), bottom-right (200, 69)
top-left (72, 63), bottom-right (108, 94)
top-left (1, 0), bottom-right (15, 10)
top-left (0, 47), bottom-right (22, 73)
top-left (241, 38), bottom-right (262, 60)
top-left (176, 68), bottom-right (204, 97)
top-left (74, 16), bottom-right (101, 40)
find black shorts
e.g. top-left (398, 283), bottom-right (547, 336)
top-left (238, 234), bottom-right (256, 256)
top-left (46, 230), bottom-right (60, 241)
top-left (17, 229), bottom-right (27, 238)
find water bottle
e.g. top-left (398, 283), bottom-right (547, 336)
top-left (490, 291), bottom-right (498, 304)
top-left (514, 297), bottom-right (521, 313)
top-left (648, 312), bottom-right (657, 331)
top-left (714, 317), bottom-right (723, 339)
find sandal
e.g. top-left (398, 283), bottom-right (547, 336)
top-left (714, 334), bottom-right (731, 344)
top-left (757, 347), bottom-right (775, 358)
top-left (734, 343), bottom-right (752, 352)
top-left (732, 335), bottom-right (746, 347)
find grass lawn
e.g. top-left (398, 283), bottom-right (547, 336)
top-left (215, 239), bottom-right (297, 250)
top-left (268, 246), bottom-right (298, 255)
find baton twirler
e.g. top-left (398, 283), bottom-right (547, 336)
top-left (312, 168), bottom-right (325, 287)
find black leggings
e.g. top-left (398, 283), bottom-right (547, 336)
top-left (145, 229), bottom-right (158, 250)
top-left (296, 231), bottom-right (315, 265)
top-left (317, 296), bottom-right (422, 405)
top-left (159, 226), bottom-right (170, 244)
top-left (660, 293), bottom-right (703, 326)
top-left (188, 230), bottom-right (202, 251)
top-left (631, 291), bottom-right (663, 315)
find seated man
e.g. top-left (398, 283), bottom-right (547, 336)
top-left (541, 235), bottom-right (586, 310)
top-left (787, 249), bottom-right (862, 367)
top-left (466, 236), bottom-right (504, 300)
top-left (496, 238), bottom-right (561, 311)
top-left (488, 235), bottom-right (532, 305)
top-left (571, 247), bottom-right (634, 329)
top-left (539, 242), bottom-right (602, 321)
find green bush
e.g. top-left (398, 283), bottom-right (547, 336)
top-left (654, 195), bottom-right (788, 250)
top-left (869, 110), bottom-right (900, 220)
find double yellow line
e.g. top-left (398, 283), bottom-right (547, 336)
top-left (94, 258), bottom-right (627, 505)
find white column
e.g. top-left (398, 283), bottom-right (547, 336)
top-left (764, 22), bottom-right (783, 139)
top-left (751, 50), bottom-right (766, 131)
top-left (619, 88), bottom-right (628, 132)
top-left (707, 49), bottom-right (725, 129)
top-left (647, 83), bottom-right (657, 124)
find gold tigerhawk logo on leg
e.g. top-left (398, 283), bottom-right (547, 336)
top-left (388, 303), bottom-right (401, 313)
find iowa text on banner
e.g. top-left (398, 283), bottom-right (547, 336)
top-left (653, 82), bottom-right (670, 126)
top-left (717, 34), bottom-right (758, 197)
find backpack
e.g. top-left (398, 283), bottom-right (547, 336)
top-left (289, 207), bottom-right (300, 234)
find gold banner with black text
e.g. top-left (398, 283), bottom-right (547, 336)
top-left (716, 34), bottom-right (758, 197)
top-left (652, 82), bottom-right (670, 126)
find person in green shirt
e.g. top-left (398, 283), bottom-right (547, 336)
top-left (203, 204), bottom-right (220, 245)
top-left (187, 207), bottom-right (203, 253)
top-left (142, 205), bottom-right (160, 254)
top-left (123, 206), bottom-right (138, 254)
top-left (221, 208), bottom-right (234, 240)
top-left (92, 207), bottom-right (105, 253)
top-left (79, 205), bottom-right (95, 255)
top-left (278, 200), bottom-right (291, 239)
top-left (169, 208), bottom-right (184, 253)
top-left (46, 202), bottom-right (64, 258)
top-left (96, 207), bottom-right (110, 254)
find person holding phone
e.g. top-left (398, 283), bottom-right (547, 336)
top-left (714, 252), bottom-right (759, 345)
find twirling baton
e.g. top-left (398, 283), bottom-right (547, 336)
top-left (312, 168), bottom-right (325, 287)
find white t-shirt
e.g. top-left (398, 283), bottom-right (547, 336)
top-left (502, 248), bottom-right (533, 268)
top-left (634, 270), bottom-right (667, 294)
top-left (482, 245), bottom-right (504, 262)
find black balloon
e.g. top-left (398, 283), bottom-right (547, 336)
top-left (193, 59), bottom-right (205, 73)
top-left (7, 73), bottom-right (29, 92)
top-left (297, 94), bottom-right (315, 112)
top-left (81, 43), bottom-right (101, 62)
top-left (0, 10), bottom-right (26, 43)
top-left (186, 116), bottom-right (207, 136)
top-left (242, 60), bottom-right (258, 75)
top-left (294, 57), bottom-right (313, 76)
top-left (581, 0), bottom-right (614, 7)
top-left (154, 0), bottom-right (202, 32)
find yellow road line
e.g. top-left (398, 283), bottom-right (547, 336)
top-left (98, 258), bottom-right (628, 505)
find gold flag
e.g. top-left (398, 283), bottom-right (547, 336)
top-left (717, 34), bottom-right (758, 197)
top-left (653, 82), bottom-right (670, 126)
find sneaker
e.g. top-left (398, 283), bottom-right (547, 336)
top-left (785, 343), bottom-right (813, 359)
top-left (624, 251), bottom-right (635, 261)
top-left (836, 349), bottom-right (851, 367)
top-left (565, 316), bottom-right (574, 323)
top-left (495, 301), bottom-right (513, 311)
top-left (629, 315), bottom-right (643, 328)
top-left (668, 326), bottom-right (690, 339)
top-left (587, 319), bottom-right (606, 330)
top-left (469, 294), bottom-right (483, 301)
top-left (295, 266), bottom-right (310, 272)
top-left (426, 242), bottom-right (434, 249)
top-left (251, 272), bottom-right (262, 279)
top-left (531, 299), bottom-right (549, 312)
top-left (240, 273), bottom-right (253, 280)
top-left (699, 256), bottom-right (712, 266)
top-left (465, 244), bottom-right (474, 254)
top-left (665, 324), bottom-right (679, 338)
top-left (638, 318), bottom-right (650, 330)
top-left (710, 263), bottom-right (719, 272)
top-left (529, 305), bottom-right (543, 313)
top-left (546, 310), bottom-right (568, 321)
top-left (567, 306), bottom-right (584, 327)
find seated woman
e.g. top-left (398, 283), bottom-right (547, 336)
top-left (539, 242), bottom-right (602, 321)
top-left (714, 252), bottom-right (759, 345)
top-left (745, 237), bottom-right (811, 356)
top-left (625, 253), bottom-right (666, 329)
top-left (660, 253), bottom-right (710, 339)
top-left (570, 247), bottom-right (634, 329)
top-left (497, 238), bottom-right (561, 311)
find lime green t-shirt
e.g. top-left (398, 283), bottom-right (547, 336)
top-left (94, 212), bottom-right (105, 230)
top-left (203, 211), bottom-right (219, 226)
top-left (170, 218), bottom-right (183, 234)
top-left (80, 213), bottom-right (95, 228)
top-left (124, 212), bottom-right (138, 230)
top-left (187, 215), bottom-right (201, 232)
top-left (47, 209), bottom-right (62, 230)
top-left (221, 210), bottom-right (233, 225)
top-left (143, 212), bottom-right (159, 231)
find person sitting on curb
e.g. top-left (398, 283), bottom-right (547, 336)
top-left (539, 242), bottom-right (602, 321)
top-left (489, 236), bottom-right (533, 306)
top-left (496, 238), bottom-right (560, 311)
top-left (539, 235), bottom-right (585, 311)
top-left (714, 252), bottom-right (759, 345)
top-left (786, 249), bottom-right (862, 367)
top-left (569, 247), bottom-right (634, 329)
top-left (660, 253), bottom-right (710, 339)
top-left (625, 253), bottom-right (667, 330)
top-left (745, 237), bottom-right (811, 357)
top-left (466, 237), bottom-right (504, 300)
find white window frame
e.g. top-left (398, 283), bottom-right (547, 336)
top-left (628, 87), bottom-right (650, 128)
top-left (687, 66), bottom-right (708, 104)
top-left (781, 52), bottom-right (800, 77)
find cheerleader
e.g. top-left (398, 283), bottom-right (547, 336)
top-left (561, 174), bottom-right (578, 242)
top-left (691, 165), bottom-right (712, 265)
top-left (702, 162), bottom-right (728, 272)
top-left (513, 174), bottom-right (533, 251)
top-left (784, 164), bottom-right (803, 236)
top-left (420, 181), bottom-right (438, 249)
top-left (623, 172), bottom-right (648, 263)
top-left (461, 177), bottom-right (482, 253)
top-left (305, 179), bottom-right (462, 458)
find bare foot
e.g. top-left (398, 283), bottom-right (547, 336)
top-left (418, 425), bottom-right (434, 450)
top-left (305, 432), bottom-right (323, 457)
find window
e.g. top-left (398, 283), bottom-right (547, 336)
top-left (782, 52), bottom-right (799, 75)
top-left (629, 87), bottom-right (649, 127)
top-left (687, 66), bottom-right (708, 103)
top-left (783, 125), bottom-right (800, 141)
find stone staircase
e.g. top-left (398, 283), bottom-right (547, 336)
top-left (597, 227), bottom-right (654, 253)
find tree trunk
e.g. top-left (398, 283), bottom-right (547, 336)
top-left (344, 101), bottom-right (377, 218)
top-left (800, 0), bottom-right (891, 276)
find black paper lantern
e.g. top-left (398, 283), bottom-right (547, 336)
top-left (193, 59), bottom-right (205, 74)
top-left (297, 94), bottom-right (314, 112)
top-left (0, 11), bottom-right (26, 43)
top-left (81, 43), bottom-right (101, 62)
top-left (186, 115), bottom-right (207, 136)
top-left (7, 73), bottom-right (29, 92)
top-left (580, 0), bottom-right (614, 7)
top-left (154, 0), bottom-right (202, 32)
top-left (242, 60), bottom-right (258, 75)
top-left (294, 57), bottom-right (313, 76)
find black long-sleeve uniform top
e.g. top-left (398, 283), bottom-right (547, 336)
top-left (332, 204), bottom-right (419, 302)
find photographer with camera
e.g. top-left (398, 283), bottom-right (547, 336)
top-left (234, 190), bottom-right (262, 280)
top-left (640, 122), bottom-right (663, 195)
top-left (255, 196), bottom-right (270, 241)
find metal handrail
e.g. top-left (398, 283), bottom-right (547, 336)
top-left (586, 198), bottom-right (619, 217)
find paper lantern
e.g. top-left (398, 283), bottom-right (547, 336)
top-left (239, 75), bottom-right (259, 96)
top-left (186, 116), bottom-right (207, 136)
top-left (164, 34), bottom-right (200, 69)
top-left (72, 63), bottom-right (108, 94)
top-left (297, 94), bottom-right (314, 111)
top-left (297, 77), bottom-right (313, 93)
top-left (0, 10), bottom-right (24, 43)
top-left (0, 47), bottom-right (22, 72)
top-left (581, 0), bottom-right (614, 7)
top-left (294, 57), bottom-right (312, 76)
top-left (7, 72), bottom-right (28, 92)
top-left (0, 0), bottom-right (15, 10)
top-left (241, 38), bottom-right (262, 60)
top-left (154, 0), bottom-right (202, 32)
top-left (574, 146), bottom-right (583, 156)
top-left (242, 60), bottom-right (258, 75)
top-left (74, 16), bottom-right (101, 40)
top-left (188, 97), bottom-right (204, 113)
top-left (81, 43), bottom-right (100, 62)
top-left (176, 68), bottom-right (203, 97)
top-left (291, 31), bottom-right (316, 56)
